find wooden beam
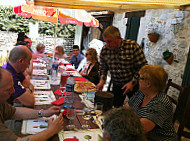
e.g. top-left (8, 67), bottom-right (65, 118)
top-left (34, 0), bottom-right (182, 12)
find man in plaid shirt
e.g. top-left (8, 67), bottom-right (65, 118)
top-left (97, 25), bottom-right (147, 107)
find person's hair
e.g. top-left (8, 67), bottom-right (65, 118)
top-left (15, 41), bottom-right (27, 46)
top-left (9, 46), bottom-right (28, 63)
top-left (104, 107), bottom-right (145, 141)
top-left (55, 45), bottom-right (65, 56)
top-left (73, 45), bottom-right (79, 50)
top-left (36, 43), bottom-right (45, 52)
top-left (139, 64), bottom-right (168, 92)
top-left (103, 25), bottom-right (121, 39)
top-left (17, 32), bottom-right (29, 42)
top-left (86, 48), bottom-right (98, 63)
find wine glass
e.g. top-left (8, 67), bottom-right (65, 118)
top-left (82, 107), bottom-right (91, 129)
top-left (66, 107), bottom-right (76, 130)
top-left (94, 102), bottom-right (103, 120)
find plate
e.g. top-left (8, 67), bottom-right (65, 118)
top-left (58, 129), bottom-right (102, 141)
top-left (74, 81), bottom-right (96, 93)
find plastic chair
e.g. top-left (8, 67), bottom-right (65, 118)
top-left (165, 79), bottom-right (190, 140)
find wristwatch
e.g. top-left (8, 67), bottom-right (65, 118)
top-left (38, 109), bottom-right (44, 117)
top-left (28, 87), bottom-right (33, 93)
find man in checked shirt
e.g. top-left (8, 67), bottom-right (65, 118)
top-left (96, 25), bottom-right (147, 107)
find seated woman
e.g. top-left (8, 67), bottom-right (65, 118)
top-left (80, 48), bottom-right (100, 85)
top-left (33, 43), bottom-right (45, 59)
top-left (17, 32), bottom-right (33, 52)
top-left (54, 45), bottom-right (70, 59)
top-left (124, 64), bottom-right (177, 141)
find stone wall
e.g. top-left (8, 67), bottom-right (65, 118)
top-left (113, 9), bottom-right (190, 99)
top-left (143, 9), bottom-right (190, 99)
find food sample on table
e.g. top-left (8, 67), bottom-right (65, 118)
top-left (74, 81), bottom-right (96, 93)
top-left (34, 91), bottom-right (56, 105)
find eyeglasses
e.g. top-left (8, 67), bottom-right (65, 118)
top-left (139, 77), bottom-right (145, 80)
top-left (135, 73), bottom-right (146, 80)
top-left (85, 53), bottom-right (90, 56)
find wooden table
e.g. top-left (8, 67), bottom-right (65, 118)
top-left (24, 75), bottom-right (99, 141)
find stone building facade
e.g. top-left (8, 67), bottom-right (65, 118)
top-left (113, 9), bottom-right (190, 99)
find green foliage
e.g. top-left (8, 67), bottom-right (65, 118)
top-left (0, 6), bottom-right (75, 38)
top-left (162, 49), bottom-right (172, 60)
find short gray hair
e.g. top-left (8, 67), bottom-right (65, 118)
top-left (103, 107), bottom-right (145, 141)
top-left (103, 25), bottom-right (121, 39)
top-left (9, 46), bottom-right (28, 63)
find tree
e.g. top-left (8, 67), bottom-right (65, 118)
top-left (0, 6), bottom-right (75, 38)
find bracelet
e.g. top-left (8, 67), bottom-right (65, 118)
top-left (38, 109), bottom-right (44, 117)
top-left (28, 87), bottom-right (33, 93)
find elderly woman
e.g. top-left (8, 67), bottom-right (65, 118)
top-left (33, 43), bottom-right (45, 59)
top-left (80, 48), bottom-right (100, 85)
top-left (124, 65), bottom-right (177, 141)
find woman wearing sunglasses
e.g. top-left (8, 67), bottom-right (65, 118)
top-left (80, 48), bottom-right (100, 85)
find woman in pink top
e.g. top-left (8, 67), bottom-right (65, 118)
top-left (33, 43), bottom-right (45, 59)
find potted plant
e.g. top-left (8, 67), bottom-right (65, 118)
top-left (162, 49), bottom-right (174, 65)
top-left (148, 31), bottom-right (160, 43)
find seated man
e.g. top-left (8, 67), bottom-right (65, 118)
top-left (70, 45), bottom-right (84, 69)
top-left (0, 67), bottom-right (64, 141)
top-left (2, 45), bottom-right (35, 107)
top-left (103, 107), bottom-right (146, 141)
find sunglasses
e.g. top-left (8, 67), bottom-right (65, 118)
top-left (85, 53), bottom-right (90, 56)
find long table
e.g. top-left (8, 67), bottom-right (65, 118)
top-left (22, 60), bottom-right (100, 141)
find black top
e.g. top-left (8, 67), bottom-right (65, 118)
top-left (85, 61), bottom-right (100, 85)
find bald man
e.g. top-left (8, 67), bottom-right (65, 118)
top-left (2, 45), bottom-right (35, 107)
top-left (0, 67), bottom-right (64, 141)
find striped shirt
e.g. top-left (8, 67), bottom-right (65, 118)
top-left (100, 39), bottom-right (147, 85)
top-left (128, 90), bottom-right (178, 141)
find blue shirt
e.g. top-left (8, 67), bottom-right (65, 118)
top-left (70, 53), bottom-right (84, 69)
top-left (2, 62), bottom-right (26, 105)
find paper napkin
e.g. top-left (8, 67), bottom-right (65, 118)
top-left (73, 77), bottom-right (87, 82)
top-left (54, 89), bottom-right (71, 96)
top-left (59, 62), bottom-right (72, 65)
top-left (51, 97), bottom-right (65, 105)
top-left (32, 60), bottom-right (40, 63)
top-left (66, 68), bottom-right (75, 71)
top-left (54, 89), bottom-right (64, 95)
